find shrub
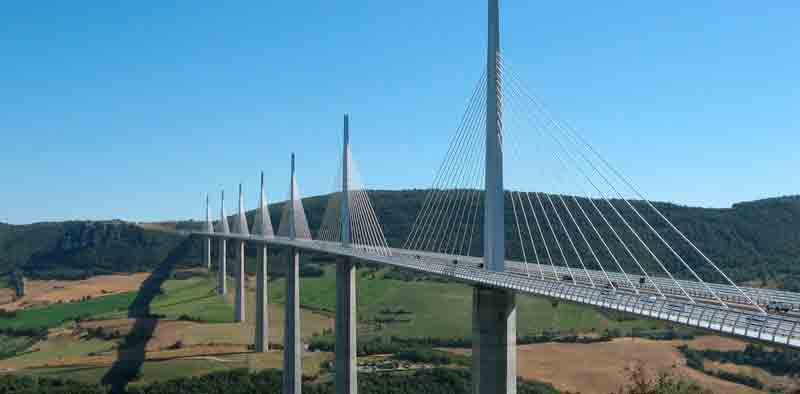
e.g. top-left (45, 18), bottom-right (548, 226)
top-left (300, 264), bottom-right (324, 278)
top-left (393, 348), bottom-right (453, 365)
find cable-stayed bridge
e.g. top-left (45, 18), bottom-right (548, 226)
top-left (189, 1), bottom-right (800, 393)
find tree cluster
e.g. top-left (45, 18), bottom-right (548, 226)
top-left (680, 343), bottom-right (800, 377)
top-left (0, 368), bottom-right (560, 394)
top-left (678, 345), bottom-right (765, 389)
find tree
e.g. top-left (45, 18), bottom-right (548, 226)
top-left (616, 364), bottom-right (712, 394)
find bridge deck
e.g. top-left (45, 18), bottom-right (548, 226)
top-left (195, 232), bottom-right (800, 349)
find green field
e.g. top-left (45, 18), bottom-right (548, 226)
top-left (0, 275), bottom-right (11, 289)
top-left (0, 335), bottom-right (37, 359)
top-left (148, 276), bottom-right (234, 323)
top-left (0, 274), bottom-right (231, 332)
top-left (23, 352), bottom-right (330, 387)
top-left (269, 265), bottom-right (661, 339)
top-left (96, 275), bottom-right (235, 323)
top-left (0, 292), bottom-right (137, 331)
top-left (22, 359), bottom-right (235, 387)
top-left (22, 365), bottom-right (111, 385)
top-left (4, 336), bottom-right (113, 367)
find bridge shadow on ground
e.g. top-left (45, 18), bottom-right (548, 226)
top-left (101, 238), bottom-right (192, 393)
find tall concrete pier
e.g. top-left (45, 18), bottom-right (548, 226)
top-left (205, 237), bottom-right (211, 270)
top-left (217, 239), bottom-right (227, 295)
top-left (253, 172), bottom-right (274, 352)
top-left (235, 241), bottom-right (245, 322)
top-left (204, 195), bottom-right (212, 271)
top-left (255, 245), bottom-right (268, 351)
top-left (335, 114), bottom-right (357, 394)
top-left (283, 154), bottom-right (302, 394)
top-left (335, 258), bottom-right (356, 394)
top-left (234, 184), bottom-right (249, 323)
top-left (473, 286), bottom-right (516, 394)
top-left (283, 247), bottom-right (301, 394)
top-left (217, 190), bottom-right (230, 296)
top-left (474, 1), bottom-right (517, 393)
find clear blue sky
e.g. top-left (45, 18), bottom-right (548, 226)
top-left (2, 1), bottom-right (799, 225)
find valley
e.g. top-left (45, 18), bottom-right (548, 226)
top-left (1, 260), bottom-right (798, 393)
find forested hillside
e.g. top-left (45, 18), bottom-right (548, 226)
top-left (229, 191), bottom-right (800, 290)
top-left (373, 192), bottom-right (800, 290)
top-left (1, 192), bottom-right (799, 290)
top-left (0, 221), bottom-right (200, 280)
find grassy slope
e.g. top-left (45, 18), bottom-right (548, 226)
top-left (0, 292), bottom-right (137, 330)
top-left (4, 337), bottom-right (113, 368)
top-left (150, 276), bottom-right (234, 323)
top-left (0, 335), bottom-right (37, 360)
top-left (0, 274), bottom-right (233, 331)
top-left (270, 265), bottom-right (659, 339)
top-left (98, 275), bottom-right (235, 323)
top-left (0, 275), bottom-right (11, 289)
top-left (23, 352), bottom-right (332, 387)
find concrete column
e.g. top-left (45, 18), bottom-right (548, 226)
top-left (283, 247), bottom-right (301, 394)
top-left (472, 286), bottom-right (516, 394)
top-left (477, 2), bottom-right (516, 391)
top-left (217, 190), bottom-right (230, 296)
top-left (335, 257), bottom-right (357, 394)
top-left (217, 239), bottom-right (227, 295)
top-left (255, 244), bottom-right (269, 352)
top-left (235, 241), bottom-right (246, 322)
top-left (341, 115), bottom-right (350, 246)
top-left (484, 0), bottom-right (505, 273)
top-left (205, 194), bottom-right (213, 271)
top-left (205, 238), bottom-right (211, 271)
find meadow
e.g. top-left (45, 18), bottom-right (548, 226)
top-left (0, 291), bottom-right (137, 331)
top-left (268, 264), bottom-right (661, 339)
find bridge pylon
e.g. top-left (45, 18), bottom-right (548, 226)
top-left (204, 194), bottom-right (212, 271)
top-left (283, 153), bottom-right (302, 394)
top-left (474, 0), bottom-right (517, 393)
top-left (253, 171), bottom-right (274, 352)
top-left (217, 190), bottom-right (230, 296)
top-left (336, 114), bottom-right (357, 394)
top-left (234, 183), bottom-right (249, 323)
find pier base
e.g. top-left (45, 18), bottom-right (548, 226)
top-left (283, 248), bottom-right (301, 394)
top-left (472, 286), bottom-right (516, 394)
top-left (255, 244), bottom-right (269, 352)
top-left (335, 257), bottom-right (357, 394)
top-left (235, 241), bottom-right (246, 322)
top-left (217, 239), bottom-right (227, 296)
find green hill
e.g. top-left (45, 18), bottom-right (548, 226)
top-left (0, 220), bottom-right (200, 280)
top-left (1, 192), bottom-right (799, 289)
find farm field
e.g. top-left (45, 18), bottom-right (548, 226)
top-left (0, 273), bottom-right (149, 311)
top-left (0, 291), bottom-right (137, 331)
top-left (0, 335), bottom-right (37, 360)
top-left (20, 351), bottom-right (331, 387)
top-left (0, 270), bottom-right (333, 384)
top-left (97, 275), bottom-right (234, 323)
top-left (444, 336), bottom-right (768, 394)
